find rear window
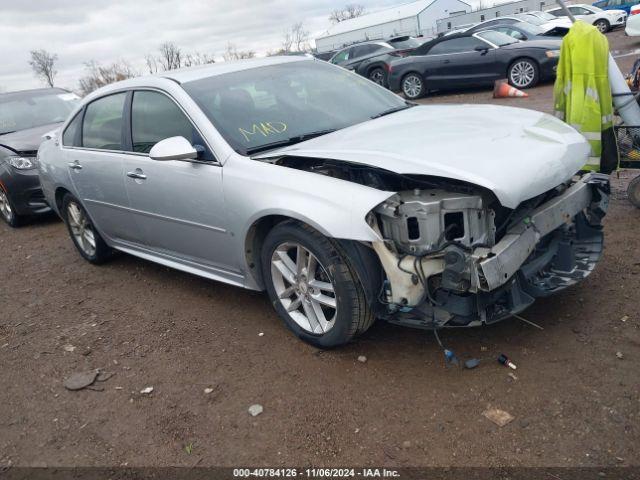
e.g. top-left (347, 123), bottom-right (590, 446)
top-left (62, 111), bottom-right (82, 147)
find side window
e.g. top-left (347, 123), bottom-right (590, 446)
top-left (82, 93), bottom-right (126, 150)
top-left (548, 9), bottom-right (562, 16)
top-left (62, 111), bottom-right (82, 147)
top-left (331, 49), bottom-right (350, 64)
top-left (131, 91), bottom-right (197, 155)
top-left (352, 45), bottom-right (372, 57)
top-left (429, 37), bottom-right (486, 55)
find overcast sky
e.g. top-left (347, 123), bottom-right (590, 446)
top-left (0, 0), bottom-right (422, 93)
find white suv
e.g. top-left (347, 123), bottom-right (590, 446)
top-left (546, 4), bottom-right (627, 32)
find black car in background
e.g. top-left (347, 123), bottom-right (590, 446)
top-left (330, 37), bottom-right (424, 85)
top-left (387, 30), bottom-right (561, 99)
top-left (0, 88), bottom-right (79, 227)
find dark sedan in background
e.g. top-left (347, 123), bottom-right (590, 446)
top-left (330, 36), bottom-right (424, 85)
top-left (387, 30), bottom-right (560, 99)
top-left (0, 88), bottom-right (79, 226)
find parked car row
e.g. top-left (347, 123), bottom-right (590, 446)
top-left (1, 55), bottom-right (609, 348)
top-left (330, 27), bottom-right (561, 98)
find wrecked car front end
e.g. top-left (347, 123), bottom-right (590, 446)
top-left (369, 173), bottom-right (609, 329)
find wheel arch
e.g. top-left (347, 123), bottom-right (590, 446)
top-left (244, 213), bottom-right (386, 316)
top-left (54, 186), bottom-right (73, 213)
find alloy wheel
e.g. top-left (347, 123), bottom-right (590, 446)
top-left (509, 61), bottom-right (535, 88)
top-left (595, 21), bottom-right (608, 33)
top-left (403, 74), bottom-right (423, 98)
top-left (67, 201), bottom-right (97, 257)
top-left (271, 242), bottom-right (337, 335)
top-left (0, 189), bottom-right (13, 223)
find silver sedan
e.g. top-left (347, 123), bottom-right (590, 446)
top-left (38, 56), bottom-right (609, 347)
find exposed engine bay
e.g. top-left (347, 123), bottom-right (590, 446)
top-left (267, 156), bottom-right (610, 329)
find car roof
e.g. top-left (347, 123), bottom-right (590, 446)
top-left (0, 87), bottom-right (69, 100)
top-left (420, 30), bottom-right (477, 48)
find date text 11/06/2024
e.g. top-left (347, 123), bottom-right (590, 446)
top-left (233, 468), bottom-right (401, 478)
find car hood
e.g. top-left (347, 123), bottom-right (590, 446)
top-left (0, 122), bottom-right (62, 153)
top-left (254, 105), bottom-right (590, 209)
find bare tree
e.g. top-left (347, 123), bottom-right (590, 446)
top-left (222, 42), bottom-right (255, 61)
top-left (281, 22), bottom-right (310, 53)
top-left (329, 4), bottom-right (365, 24)
top-left (28, 49), bottom-right (58, 87)
top-left (183, 52), bottom-right (216, 67)
top-left (146, 43), bottom-right (215, 72)
top-left (78, 60), bottom-right (137, 96)
top-left (158, 42), bottom-right (182, 71)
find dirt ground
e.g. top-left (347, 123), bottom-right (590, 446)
top-left (1, 29), bottom-right (640, 470)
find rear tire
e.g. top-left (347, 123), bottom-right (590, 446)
top-left (594, 19), bottom-right (610, 33)
top-left (261, 221), bottom-right (375, 348)
top-left (368, 67), bottom-right (388, 87)
top-left (401, 73), bottom-right (426, 99)
top-left (0, 187), bottom-right (22, 228)
top-left (62, 193), bottom-right (113, 264)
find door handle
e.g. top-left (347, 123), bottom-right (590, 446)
top-left (126, 171), bottom-right (147, 180)
top-left (68, 161), bottom-right (83, 170)
top-left (443, 59), bottom-right (451, 64)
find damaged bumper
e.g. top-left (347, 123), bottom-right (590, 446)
top-left (381, 173), bottom-right (609, 329)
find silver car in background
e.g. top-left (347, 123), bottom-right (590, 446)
top-left (37, 56), bottom-right (609, 348)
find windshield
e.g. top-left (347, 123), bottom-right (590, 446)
top-left (182, 60), bottom-right (408, 155)
top-left (534, 11), bottom-right (557, 20)
top-left (0, 90), bottom-right (79, 135)
top-left (516, 22), bottom-right (546, 34)
top-left (476, 30), bottom-right (520, 46)
top-left (518, 14), bottom-right (546, 25)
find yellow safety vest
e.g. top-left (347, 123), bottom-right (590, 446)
top-left (553, 21), bottom-right (613, 172)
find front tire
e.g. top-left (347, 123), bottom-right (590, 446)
top-left (508, 58), bottom-right (539, 89)
top-left (594, 19), bottom-right (610, 33)
top-left (261, 221), bottom-right (375, 348)
top-left (0, 187), bottom-right (22, 228)
top-left (401, 73), bottom-right (426, 99)
top-left (62, 193), bottom-right (112, 264)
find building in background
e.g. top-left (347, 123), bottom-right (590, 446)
top-left (314, 0), bottom-right (472, 53)
top-left (435, 0), bottom-right (572, 32)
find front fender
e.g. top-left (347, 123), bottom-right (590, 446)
top-left (222, 157), bottom-right (394, 288)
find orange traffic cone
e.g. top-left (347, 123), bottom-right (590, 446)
top-left (493, 79), bottom-right (528, 99)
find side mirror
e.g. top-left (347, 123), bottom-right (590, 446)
top-left (149, 136), bottom-right (198, 161)
top-left (474, 46), bottom-right (490, 53)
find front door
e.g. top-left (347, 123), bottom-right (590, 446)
top-left (121, 90), bottom-right (237, 277)
top-left (65, 92), bottom-right (138, 243)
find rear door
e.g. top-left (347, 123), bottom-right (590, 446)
top-left (64, 92), bottom-right (138, 243)
top-left (120, 89), bottom-right (237, 276)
